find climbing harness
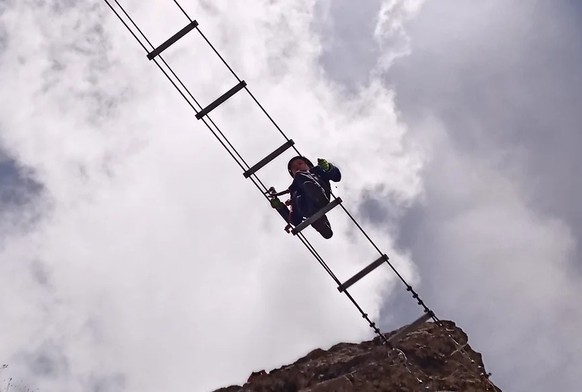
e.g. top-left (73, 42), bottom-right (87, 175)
top-left (102, 2), bottom-right (497, 390)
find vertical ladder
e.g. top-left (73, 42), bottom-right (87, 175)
top-left (104, 4), bottom-right (499, 388)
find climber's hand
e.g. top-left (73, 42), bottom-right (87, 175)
top-left (317, 158), bottom-right (331, 171)
top-left (270, 198), bottom-right (285, 209)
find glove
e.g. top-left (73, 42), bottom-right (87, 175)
top-left (270, 197), bottom-right (285, 209)
top-left (317, 158), bottom-right (331, 172)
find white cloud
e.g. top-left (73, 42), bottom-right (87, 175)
top-left (374, 0), bottom-right (424, 70)
top-left (0, 1), bottom-right (424, 390)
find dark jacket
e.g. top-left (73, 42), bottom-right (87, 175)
top-left (289, 164), bottom-right (341, 198)
top-left (282, 163), bottom-right (341, 225)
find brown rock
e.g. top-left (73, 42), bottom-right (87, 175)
top-left (214, 320), bottom-right (500, 392)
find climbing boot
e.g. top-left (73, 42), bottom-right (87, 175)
top-left (311, 215), bottom-right (333, 239)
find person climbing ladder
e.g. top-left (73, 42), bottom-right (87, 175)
top-left (269, 156), bottom-right (341, 239)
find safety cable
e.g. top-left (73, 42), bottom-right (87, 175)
top-left (445, 334), bottom-right (498, 391)
top-left (104, 2), bottom-right (496, 389)
top-left (390, 347), bottom-right (431, 389)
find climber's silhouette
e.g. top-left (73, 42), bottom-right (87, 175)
top-left (268, 156), bottom-right (341, 239)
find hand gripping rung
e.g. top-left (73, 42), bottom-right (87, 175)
top-left (337, 254), bottom-right (388, 293)
top-left (243, 140), bottom-right (295, 178)
top-left (147, 20), bottom-right (199, 60)
top-left (195, 80), bottom-right (247, 120)
top-left (291, 198), bottom-right (343, 235)
top-left (386, 311), bottom-right (434, 344)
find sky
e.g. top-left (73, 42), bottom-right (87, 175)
top-left (0, 1), bottom-right (580, 391)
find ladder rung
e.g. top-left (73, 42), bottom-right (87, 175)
top-left (337, 254), bottom-right (388, 293)
top-left (195, 80), bottom-right (247, 119)
top-left (243, 140), bottom-right (295, 178)
top-left (147, 20), bottom-right (199, 60)
top-left (387, 311), bottom-right (434, 344)
top-left (291, 198), bottom-right (343, 235)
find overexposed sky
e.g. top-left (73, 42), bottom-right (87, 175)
top-left (1, 1), bottom-right (580, 392)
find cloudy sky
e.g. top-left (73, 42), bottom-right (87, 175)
top-left (1, 1), bottom-right (580, 391)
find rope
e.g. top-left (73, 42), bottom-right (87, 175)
top-left (389, 347), bottom-right (432, 389)
top-left (444, 334), bottom-right (498, 391)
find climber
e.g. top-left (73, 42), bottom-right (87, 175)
top-left (268, 156), bottom-right (341, 239)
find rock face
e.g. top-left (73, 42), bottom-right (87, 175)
top-left (215, 320), bottom-right (500, 392)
